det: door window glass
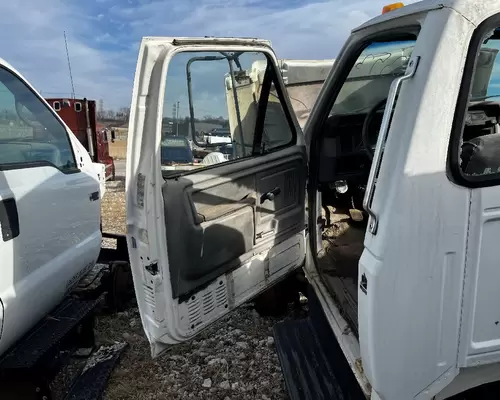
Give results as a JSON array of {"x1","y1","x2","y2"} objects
[
  {"x1": 161, "y1": 50, "x2": 295, "y2": 177},
  {"x1": 0, "y1": 67, "x2": 77, "y2": 171}
]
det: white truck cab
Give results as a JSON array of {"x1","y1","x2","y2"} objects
[
  {"x1": 0, "y1": 59, "x2": 102, "y2": 357},
  {"x1": 127, "y1": 1, "x2": 500, "y2": 398}
]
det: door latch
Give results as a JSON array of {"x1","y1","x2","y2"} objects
[{"x1": 145, "y1": 262, "x2": 159, "y2": 275}]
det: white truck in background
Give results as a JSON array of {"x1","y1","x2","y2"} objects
[{"x1": 0, "y1": 58, "x2": 102, "y2": 357}]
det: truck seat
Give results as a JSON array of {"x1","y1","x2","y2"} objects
[{"x1": 461, "y1": 133, "x2": 500, "y2": 175}]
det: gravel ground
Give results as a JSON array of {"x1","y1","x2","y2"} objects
[{"x1": 96, "y1": 181, "x2": 294, "y2": 400}]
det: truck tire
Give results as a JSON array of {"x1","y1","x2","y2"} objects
[{"x1": 254, "y1": 285, "x2": 289, "y2": 316}]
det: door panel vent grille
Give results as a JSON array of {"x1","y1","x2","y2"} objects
[
  {"x1": 179, "y1": 277, "x2": 229, "y2": 332},
  {"x1": 215, "y1": 283, "x2": 227, "y2": 307},
  {"x1": 202, "y1": 292, "x2": 215, "y2": 315},
  {"x1": 143, "y1": 284, "x2": 155, "y2": 307},
  {"x1": 188, "y1": 297, "x2": 202, "y2": 326}
]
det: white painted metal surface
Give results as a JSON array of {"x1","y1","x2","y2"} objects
[
  {"x1": 93, "y1": 162, "x2": 107, "y2": 197},
  {"x1": 129, "y1": 1, "x2": 500, "y2": 398},
  {"x1": 0, "y1": 59, "x2": 101, "y2": 356},
  {"x1": 303, "y1": 1, "x2": 500, "y2": 398}
]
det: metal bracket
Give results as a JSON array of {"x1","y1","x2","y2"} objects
[
  {"x1": 145, "y1": 262, "x2": 159, "y2": 275},
  {"x1": 363, "y1": 56, "x2": 420, "y2": 235}
]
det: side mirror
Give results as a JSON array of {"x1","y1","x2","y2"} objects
[{"x1": 111, "y1": 130, "x2": 116, "y2": 143}]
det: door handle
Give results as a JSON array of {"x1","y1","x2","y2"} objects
[
  {"x1": 260, "y1": 187, "x2": 281, "y2": 204},
  {"x1": 0, "y1": 198, "x2": 19, "y2": 242},
  {"x1": 363, "y1": 56, "x2": 420, "y2": 235}
]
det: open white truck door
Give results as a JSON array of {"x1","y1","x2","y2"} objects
[{"x1": 127, "y1": 37, "x2": 307, "y2": 356}]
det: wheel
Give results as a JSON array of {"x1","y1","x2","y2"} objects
[
  {"x1": 254, "y1": 273, "x2": 306, "y2": 317},
  {"x1": 254, "y1": 285, "x2": 290, "y2": 317},
  {"x1": 105, "y1": 262, "x2": 134, "y2": 311}
]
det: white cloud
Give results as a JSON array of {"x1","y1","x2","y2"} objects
[{"x1": 0, "y1": 0, "x2": 417, "y2": 110}]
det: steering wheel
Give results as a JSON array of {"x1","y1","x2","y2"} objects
[{"x1": 362, "y1": 98, "x2": 387, "y2": 161}]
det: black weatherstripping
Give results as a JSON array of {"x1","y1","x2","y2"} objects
[
  {"x1": 0, "y1": 198, "x2": 19, "y2": 242},
  {"x1": 0, "y1": 159, "x2": 80, "y2": 174}
]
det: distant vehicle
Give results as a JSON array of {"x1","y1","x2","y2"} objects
[
  {"x1": 45, "y1": 97, "x2": 115, "y2": 181},
  {"x1": 161, "y1": 135, "x2": 203, "y2": 173},
  {"x1": 218, "y1": 143, "x2": 233, "y2": 161},
  {"x1": 0, "y1": 58, "x2": 101, "y2": 357},
  {"x1": 204, "y1": 127, "x2": 231, "y2": 145}
]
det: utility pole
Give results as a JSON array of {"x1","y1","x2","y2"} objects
[
  {"x1": 172, "y1": 103, "x2": 177, "y2": 135},
  {"x1": 176, "y1": 101, "x2": 180, "y2": 136}
]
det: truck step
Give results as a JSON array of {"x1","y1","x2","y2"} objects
[
  {"x1": 273, "y1": 286, "x2": 364, "y2": 400},
  {"x1": 64, "y1": 342, "x2": 127, "y2": 400},
  {"x1": 0, "y1": 296, "x2": 98, "y2": 370}
]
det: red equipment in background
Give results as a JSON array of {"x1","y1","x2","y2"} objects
[{"x1": 45, "y1": 97, "x2": 115, "y2": 180}]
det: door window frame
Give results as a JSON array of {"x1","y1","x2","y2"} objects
[
  {"x1": 304, "y1": 26, "x2": 420, "y2": 252},
  {"x1": 448, "y1": 14, "x2": 500, "y2": 188},
  {"x1": 160, "y1": 47, "x2": 300, "y2": 178}
]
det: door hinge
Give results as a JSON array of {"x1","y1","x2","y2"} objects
[{"x1": 145, "y1": 262, "x2": 159, "y2": 275}]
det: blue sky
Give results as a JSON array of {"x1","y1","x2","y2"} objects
[
  {"x1": 0, "y1": 0, "x2": 417, "y2": 112},
  {"x1": 164, "y1": 51, "x2": 268, "y2": 119}
]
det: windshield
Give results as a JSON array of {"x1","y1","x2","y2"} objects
[
  {"x1": 331, "y1": 40, "x2": 415, "y2": 115},
  {"x1": 330, "y1": 37, "x2": 500, "y2": 115}
]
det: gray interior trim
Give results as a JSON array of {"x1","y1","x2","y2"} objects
[{"x1": 163, "y1": 145, "x2": 307, "y2": 299}]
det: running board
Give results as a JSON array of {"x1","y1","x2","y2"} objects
[
  {"x1": 0, "y1": 296, "x2": 99, "y2": 399},
  {"x1": 0, "y1": 297, "x2": 98, "y2": 370},
  {"x1": 273, "y1": 286, "x2": 365, "y2": 400},
  {"x1": 64, "y1": 342, "x2": 128, "y2": 400}
]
